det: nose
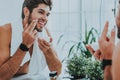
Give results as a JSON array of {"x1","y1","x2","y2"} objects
[{"x1": 41, "y1": 15, "x2": 48, "y2": 21}]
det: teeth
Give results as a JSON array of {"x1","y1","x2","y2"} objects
[{"x1": 39, "y1": 21, "x2": 44, "y2": 25}]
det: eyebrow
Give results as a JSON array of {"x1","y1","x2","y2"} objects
[{"x1": 38, "y1": 9, "x2": 50, "y2": 15}]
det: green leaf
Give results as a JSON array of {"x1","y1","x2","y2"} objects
[
  {"x1": 68, "y1": 44, "x2": 76, "y2": 57},
  {"x1": 57, "y1": 34, "x2": 64, "y2": 45}
]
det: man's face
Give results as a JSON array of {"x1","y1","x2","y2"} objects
[
  {"x1": 28, "y1": 4, "x2": 50, "y2": 32},
  {"x1": 116, "y1": 4, "x2": 120, "y2": 38}
]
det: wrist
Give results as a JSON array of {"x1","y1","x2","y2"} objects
[
  {"x1": 104, "y1": 55, "x2": 112, "y2": 60},
  {"x1": 49, "y1": 71, "x2": 58, "y2": 80},
  {"x1": 101, "y1": 59, "x2": 112, "y2": 70}
]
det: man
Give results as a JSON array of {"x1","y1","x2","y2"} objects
[
  {"x1": 86, "y1": 0, "x2": 120, "y2": 80},
  {"x1": 112, "y1": 1, "x2": 120, "y2": 79},
  {"x1": 0, "y1": 0, "x2": 62, "y2": 80}
]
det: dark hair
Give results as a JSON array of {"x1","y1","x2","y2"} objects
[{"x1": 22, "y1": 0, "x2": 52, "y2": 19}]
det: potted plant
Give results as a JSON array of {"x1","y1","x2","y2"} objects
[
  {"x1": 86, "y1": 59, "x2": 103, "y2": 80},
  {"x1": 66, "y1": 54, "x2": 103, "y2": 80},
  {"x1": 66, "y1": 54, "x2": 88, "y2": 80}
]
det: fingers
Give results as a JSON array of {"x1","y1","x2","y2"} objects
[
  {"x1": 106, "y1": 36, "x2": 109, "y2": 41},
  {"x1": 44, "y1": 27, "x2": 53, "y2": 42},
  {"x1": 44, "y1": 27, "x2": 52, "y2": 37},
  {"x1": 94, "y1": 50, "x2": 101, "y2": 60},
  {"x1": 101, "y1": 21, "x2": 109, "y2": 39},
  {"x1": 86, "y1": 44, "x2": 102, "y2": 60},
  {"x1": 43, "y1": 40, "x2": 50, "y2": 46},
  {"x1": 27, "y1": 19, "x2": 38, "y2": 32},
  {"x1": 32, "y1": 29, "x2": 38, "y2": 36},
  {"x1": 24, "y1": 23, "x2": 28, "y2": 30},
  {"x1": 86, "y1": 45, "x2": 95, "y2": 55},
  {"x1": 110, "y1": 28, "x2": 116, "y2": 43},
  {"x1": 38, "y1": 38, "x2": 50, "y2": 51},
  {"x1": 49, "y1": 37, "x2": 53, "y2": 43}
]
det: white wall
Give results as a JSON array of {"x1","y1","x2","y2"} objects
[{"x1": 0, "y1": 0, "x2": 24, "y2": 25}]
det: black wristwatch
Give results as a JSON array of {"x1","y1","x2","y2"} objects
[
  {"x1": 19, "y1": 43, "x2": 29, "y2": 51},
  {"x1": 101, "y1": 59, "x2": 112, "y2": 70},
  {"x1": 49, "y1": 71, "x2": 58, "y2": 80}
]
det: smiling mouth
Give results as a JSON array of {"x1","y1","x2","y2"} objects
[
  {"x1": 34, "y1": 21, "x2": 45, "y2": 32},
  {"x1": 38, "y1": 19, "x2": 46, "y2": 26}
]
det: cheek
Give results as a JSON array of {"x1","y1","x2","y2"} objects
[{"x1": 31, "y1": 13, "x2": 39, "y2": 20}]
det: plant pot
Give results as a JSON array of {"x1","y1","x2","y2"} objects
[{"x1": 70, "y1": 75, "x2": 86, "y2": 80}]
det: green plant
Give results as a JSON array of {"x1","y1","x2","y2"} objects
[
  {"x1": 68, "y1": 27, "x2": 99, "y2": 58},
  {"x1": 67, "y1": 13, "x2": 99, "y2": 58},
  {"x1": 86, "y1": 60, "x2": 103, "y2": 80},
  {"x1": 66, "y1": 54, "x2": 88, "y2": 79},
  {"x1": 66, "y1": 54, "x2": 103, "y2": 80}
]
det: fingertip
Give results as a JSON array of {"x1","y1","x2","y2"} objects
[
  {"x1": 49, "y1": 37, "x2": 53, "y2": 43},
  {"x1": 112, "y1": 28, "x2": 116, "y2": 34},
  {"x1": 111, "y1": 28, "x2": 116, "y2": 36},
  {"x1": 106, "y1": 21, "x2": 109, "y2": 25},
  {"x1": 85, "y1": 44, "x2": 90, "y2": 48},
  {"x1": 110, "y1": 28, "x2": 116, "y2": 42},
  {"x1": 105, "y1": 21, "x2": 109, "y2": 27},
  {"x1": 104, "y1": 21, "x2": 109, "y2": 29},
  {"x1": 38, "y1": 37, "x2": 42, "y2": 40},
  {"x1": 34, "y1": 29, "x2": 38, "y2": 33},
  {"x1": 38, "y1": 38, "x2": 41, "y2": 42}
]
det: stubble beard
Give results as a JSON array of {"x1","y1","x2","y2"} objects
[
  {"x1": 117, "y1": 28, "x2": 120, "y2": 39},
  {"x1": 28, "y1": 16, "x2": 43, "y2": 32}
]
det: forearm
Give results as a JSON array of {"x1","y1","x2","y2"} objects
[
  {"x1": 0, "y1": 48, "x2": 26, "y2": 80},
  {"x1": 14, "y1": 60, "x2": 30, "y2": 77},
  {"x1": 44, "y1": 49, "x2": 62, "y2": 75},
  {"x1": 104, "y1": 66, "x2": 112, "y2": 80}
]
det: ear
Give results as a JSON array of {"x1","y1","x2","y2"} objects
[{"x1": 23, "y1": 7, "x2": 30, "y2": 17}]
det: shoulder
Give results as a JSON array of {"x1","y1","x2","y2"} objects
[
  {"x1": 0, "y1": 23, "x2": 11, "y2": 33},
  {"x1": 0, "y1": 23, "x2": 11, "y2": 45},
  {"x1": 0, "y1": 24, "x2": 12, "y2": 66}
]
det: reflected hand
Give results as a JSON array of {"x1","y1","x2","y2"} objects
[
  {"x1": 22, "y1": 19, "x2": 38, "y2": 48},
  {"x1": 99, "y1": 21, "x2": 115, "y2": 60}
]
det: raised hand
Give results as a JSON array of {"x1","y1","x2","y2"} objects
[
  {"x1": 86, "y1": 21, "x2": 115, "y2": 60},
  {"x1": 22, "y1": 19, "x2": 38, "y2": 48},
  {"x1": 99, "y1": 21, "x2": 115, "y2": 59}
]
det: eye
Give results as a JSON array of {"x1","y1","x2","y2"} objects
[
  {"x1": 38, "y1": 11, "x2": 44, "y2": 14},
  {"x1": 47, "y1": 13, "x2": 50, "y2": 17}
]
